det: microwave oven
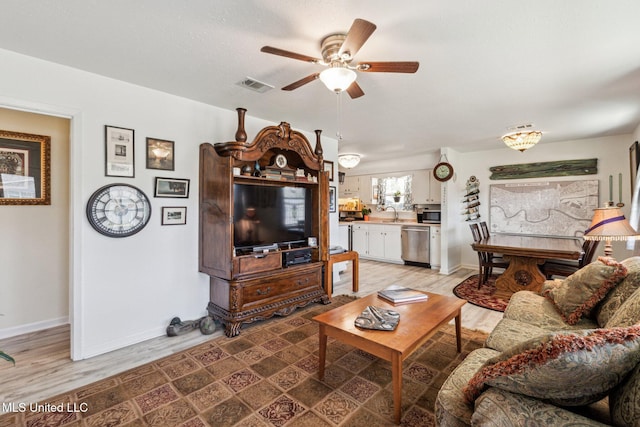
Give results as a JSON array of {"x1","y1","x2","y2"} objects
[{"x1": 418, "y1": 210, "x2": 441, "y2": 224}]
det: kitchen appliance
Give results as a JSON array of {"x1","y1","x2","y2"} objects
[
  {"x1": 401, "y1": 225, "x2": 430, "y2": 266},
  {"x1": 416, "y1": 207, "x2": 441, "y2": 224}
]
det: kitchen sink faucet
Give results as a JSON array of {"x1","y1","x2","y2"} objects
[{"x1": 385, "y1": 205, "x2": 398, "y2": 222}]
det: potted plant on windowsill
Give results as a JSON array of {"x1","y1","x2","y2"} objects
[
  {"x1": 393, "y1": 191, "x2": 401, "y2": 203},
  {"x1": 362, "y1": 206, "x2": 371, "y2": 221}
]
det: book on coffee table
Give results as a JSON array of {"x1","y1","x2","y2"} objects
[{"x1": 378, "y1": 285, "x2": 429, "y2": 304}]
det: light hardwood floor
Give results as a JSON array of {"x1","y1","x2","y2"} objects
[{"x1": 0, "y1": 260, "x2": 501, "y2": 411}]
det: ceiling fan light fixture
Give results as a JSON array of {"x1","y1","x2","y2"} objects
[
  {"x1": 501, "y1": 130, "x2": 542, "y2": 152},
  {"x1": 319, "y1": 67, "x2": 357, "y2": 93},
  {"x1": 338, "y1": 153, "x2": 361, "y2": 169}
]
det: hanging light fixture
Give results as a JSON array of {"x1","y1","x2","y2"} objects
[
  {"x1": 501, "y1": 130, "x2": 542, "y2": 152},
  {"x1": 338, "y1": 154, "x2": 361, "y2": 169},
  {"x1": 319, "y1": 64, "x2": 357, "y2": 93}
]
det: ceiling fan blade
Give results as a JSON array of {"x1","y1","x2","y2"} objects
[
  {"x1": 260, "y1": 46, "x2": 321, "y2": 64},
  {"x1": 338, "y1": 19, "x2": 377, "y2": 59},
  {"x1": 358, "y1": 61, "x2": 420, "y2": 73},
  {"x1": 346, "y1": 81, "x2": 365, "y2": 99},
  {"x1": 282, "y1": 73, "x2": 320, "y2": 91}
]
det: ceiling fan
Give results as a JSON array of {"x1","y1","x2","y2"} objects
[{"x1": 260, "y1": 18, "x2": 419, "y2": 99}]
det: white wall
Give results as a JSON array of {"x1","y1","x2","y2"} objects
[
  {"x1": 0, "y1": 48, "x2": 337, "y2": 359},
  {"x1": 452, "y1": 135, "x2": 635, "y2": 270}
]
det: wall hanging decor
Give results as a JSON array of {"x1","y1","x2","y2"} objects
[
  {"x1": 462, "y1": 176, "x2": 480, "y2": 221},
  {"x1": 489, "y1": 158, "x2": 597, "y2": 180},
  {"x1": 489, "y1": 179, "x2": 598, "y2": 237},
  {"x1": 0, "y1": 129, "x2": 51, "y2": 205},
  {"x1": 105, "y1": 125, "x2": 135, "y2": 178}
]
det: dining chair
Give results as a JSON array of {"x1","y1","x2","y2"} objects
[
  {"x1": 470, "y1": 223, "x2": 509, "y2": 288},
  {"x1": 542, "y1": 240, "x2": 600, "y2": 279}
]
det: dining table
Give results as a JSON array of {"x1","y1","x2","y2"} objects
[{"x1": 471, "y1": 234, "x2": 583, "y2": 299}]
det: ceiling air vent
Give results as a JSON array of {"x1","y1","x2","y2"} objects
[
  {"x1": 236, "y1": 77, "x2": 274, "y2": 93},
  {"x1": 506, "y1": 123, "x2": 534, "y2": 132}
]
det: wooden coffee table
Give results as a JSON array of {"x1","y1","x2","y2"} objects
[{"x1": 313, "y1": 292, "x2": 466, "y2": 424}]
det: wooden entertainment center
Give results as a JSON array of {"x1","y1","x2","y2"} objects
[{"x1": 199, "y1": 108, "x2": 330, "y2": 336}]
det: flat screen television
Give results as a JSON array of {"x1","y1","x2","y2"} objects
[{"x1": 233, "y1": 183, "x2": 313, "y2": 250}]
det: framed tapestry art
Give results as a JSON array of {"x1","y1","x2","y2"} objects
[{"x1": 0, "y1": 130, "x2": 51, "y2": 205}]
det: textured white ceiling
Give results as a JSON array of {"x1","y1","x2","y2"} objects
[{"x1": 2, "y1": 0, "x2": 640, "y2": 167}]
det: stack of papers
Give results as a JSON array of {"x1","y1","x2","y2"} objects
[{"x1": 378, "y1": 285, "x2": 428, "y2": 304}]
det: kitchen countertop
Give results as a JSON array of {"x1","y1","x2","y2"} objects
[{"x1": 339, "y1": 220, "x2": 440, "y2": 227}]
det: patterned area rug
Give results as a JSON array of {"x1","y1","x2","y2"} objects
[
  {"x1": 453, "y1": 274, "x2": 509, "y2": 312},
  {"x1": 0, "y1": 295, "x2": 487, "y2": 427}
]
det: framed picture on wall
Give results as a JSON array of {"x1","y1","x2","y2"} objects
[
  {"x1": 146, "y1": 137, "x2": 175, "y2": 171},
  {"x1": 329, "y1": 186, "x2": 336, "y2": 213},
  {"x1": 324, "y1": 160, "x2": 334, "y2": 182},
  {"x1": 0, "y1": 129, "x2": 51, "y2": 205},
  {"x1": 105, "y1": 125, "x2": 135, "y2": 177},
  {"x1": 154, "y1": 177, "x2": 190, "y2": 198},
  {"x1": 161, "y1": 206, "x2": 187, "y2": 225}
]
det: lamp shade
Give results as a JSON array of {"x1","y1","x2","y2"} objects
[
  {"x1": 319, "y1": 67, "x2": 357, "y2": 93},
  {"x1": 338, "y1": 154, "x2": 361, "y2": 169},
  {"x1": 584, "y1": 206, "x2": 640, "y2": 258},
  {"x1": 584, "y1": 207, "x2": 639, "y2": 240},
  {"x1": 501, "y1": 131, "x2": 542, "y2": 152}
]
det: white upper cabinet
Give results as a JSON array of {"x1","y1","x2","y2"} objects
[{"x1": 412, "y1": 169, "x2": 441, "y2": 204}]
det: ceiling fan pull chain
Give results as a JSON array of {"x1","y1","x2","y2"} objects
[{"x1": 336, "y1": 91, "x2": 343, "y2": 141}]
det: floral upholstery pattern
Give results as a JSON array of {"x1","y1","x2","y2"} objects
[
  {"x1": 471, "y1": 388, "x2": 610, "y2": 427},
  {"x1": 610, "y1": 363, "x2": 640, "y2": 426},
  {"x1": 542, "y1": 257, "x2": 627, "y2": 325},
  {"x1": 503, "y1": 290, "x2": 597, "y2": 330},
  {"x1": 596, "y1": 256, "x2": 640, "y2": 327},
  {"x1": 463, "y1": 326, "x2": 640, "y2": 406},
  {"x1": 484, "y1": 318, "x2": 548, "y2": 352},
  {"x1": 434, "y1": 348, "x2": 499, "y2": 427},
  {"x1": 605, "y1": 286, "x2": 640, "y2": 328}
]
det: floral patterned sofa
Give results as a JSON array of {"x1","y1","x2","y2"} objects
[{"x1": 435, "y1": 256, "x2": 640, "y2": 426}]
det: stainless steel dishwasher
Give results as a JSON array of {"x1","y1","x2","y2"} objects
[{"x1": 401, "y1": 226, "x2": 430, "y2": 266}]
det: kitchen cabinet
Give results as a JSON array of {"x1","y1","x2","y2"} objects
[
  {"x1": 359, "y1": 174, "x2": 373, "y2": 204},
  {"x1": 430, "y1": 226, "x2": 441, "y2": 268},
  {"x1": 351, "y1": 223, "x2": 403, "y2": 263},
  {"x1": 340, "y1": 175, "x2": 360, "y2": 197},
  {"x1": 412, "y1": 170, "x2": 441, "y2": 204},
  {"x1": 352, "y1": 223, "x2": 368, "y2": 255}
]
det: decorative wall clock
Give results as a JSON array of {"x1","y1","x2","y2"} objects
[
  {"x1": 86, "y1": 183, "x2": 151, "y2": 237},
  {"x1": 434, "y1": 161, "x2": 454, "y2": 182}
]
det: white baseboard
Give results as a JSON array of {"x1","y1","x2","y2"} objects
[{"x1": 0, "y1": 316, "x2": 69, "y2": 339}]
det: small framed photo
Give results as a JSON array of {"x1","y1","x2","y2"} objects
[
  {"x1": 324, "y1": 160, "x2": 334, "y2": 182},
  {"x1": 146, "y1": 137, "x2": 175, "y2": 171},
  {"x1": 105, "y1": 125, "x2": 135, "y2": 177},
  {"x1": 154, "y1": 177, "x2": 190, "y2": 198},
  {"x1": 329, "y1": 186, "x2": 336, "y2": 213},
  {"x1": 162, "y1": 206, "x2": 187, "y2": 225}
]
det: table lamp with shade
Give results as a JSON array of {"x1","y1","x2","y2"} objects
[{"x1": 584, "y1": 206, "x2": 640, "y2": 259}]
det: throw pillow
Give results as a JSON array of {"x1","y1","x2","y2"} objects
[
  {"x1": 596, "y1": 256, "x2": 640, "y2": 327},
  {"x1": 542, "y1": 257, "x2": 627, "y2": 325},
  {"x1": 463, "y1": 326, "x2": 640, "y2": 406}
]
